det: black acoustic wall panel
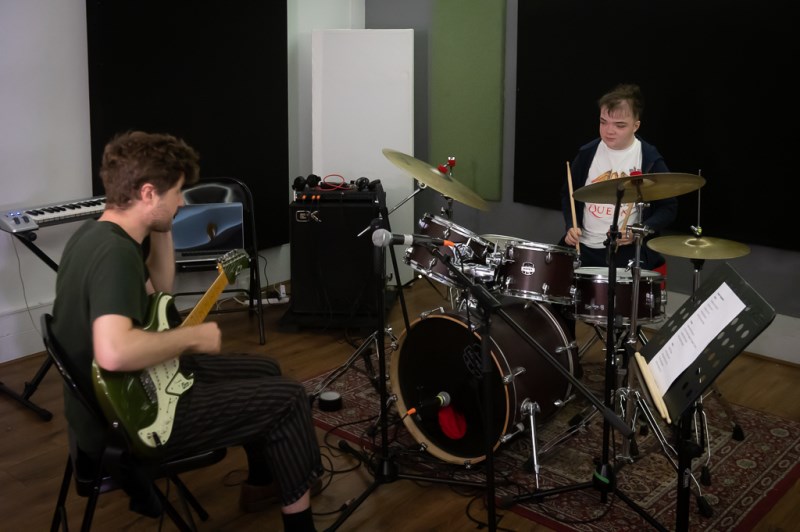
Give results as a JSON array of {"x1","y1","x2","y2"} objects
[
  {"x1": 514, "y1": 0, "x2": 795, "y2": 251},
  {"x1": 86, "y1": 1, "x2": 289, "y2": 248}
]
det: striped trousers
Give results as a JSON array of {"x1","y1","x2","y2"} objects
[{"x1": 165, "y1": 353, "x2": 322, "y2": 506}]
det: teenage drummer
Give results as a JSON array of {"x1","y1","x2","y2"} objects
[{"x1": 560, "y1": 83, "x2": 676, "y2": 270}]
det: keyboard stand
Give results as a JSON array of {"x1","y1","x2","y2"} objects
[{"x1": 1, "y1": 232, "x2": 56, "y2": 420}]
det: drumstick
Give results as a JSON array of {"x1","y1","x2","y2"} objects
[
  {"x1": 615, "y1": 204, "x2": 634, "y2": 251},
  {"x1": 566, "y1": 162, "x2": 580, "y2": 253}
]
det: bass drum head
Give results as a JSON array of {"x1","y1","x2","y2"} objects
[{"x1": 389, "y1": 302, "x2": 578, "y2": 465}]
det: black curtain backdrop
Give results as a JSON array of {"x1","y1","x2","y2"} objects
[
  {"x1": 86, "y1": 1, "x2": 289, "y2": 248},
  {"x1": 515, "y1": 0, "x2": 794, "y2": 251}
]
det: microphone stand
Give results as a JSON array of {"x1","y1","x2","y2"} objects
[
  {"x1": 324, "y1": 187, "x2": 485, "y2": 532},
  {"x1": 309, "y1": 183, "x2": 411, "y2": 401}
]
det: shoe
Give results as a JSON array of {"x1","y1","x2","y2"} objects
[{"x1": 240, "y1": 477, "x2": 323, "y2": 513}]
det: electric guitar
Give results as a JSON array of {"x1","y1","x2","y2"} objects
[{"x1": 91, "y1": 249, "x2": 249, "y2": 457}]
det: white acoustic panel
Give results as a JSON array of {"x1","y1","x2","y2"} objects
[{"x1": 311, "y1": 29, "x2": 414, "y2": 285}]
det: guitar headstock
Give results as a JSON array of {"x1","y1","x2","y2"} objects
[{"x1": 217, "y1": 249, "x2": 249, "y2": 283}]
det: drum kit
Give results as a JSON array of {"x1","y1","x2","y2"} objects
[
  {"x1": 381, "y1": 150, "x2": 719, "y2": 467},
  {"x1": 352, "y1": 149, "x2": 750, "y2": 529}
]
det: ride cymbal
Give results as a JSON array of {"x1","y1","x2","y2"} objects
[
  {"x1": 382, "y1": 148, "x2": 489, "y2": 211},
  {"x1": 647, "y1": 235, "x2": 750, "y2": 260},
  {"x1": 572, "y1": 173, "x2": 705, "y2": 204}
]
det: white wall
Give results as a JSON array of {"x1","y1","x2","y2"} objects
[{"x1": 0, "y1": 0, "x2": 92, "y2": 362}]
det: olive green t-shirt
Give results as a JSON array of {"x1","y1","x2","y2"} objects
[{"x1": 52, "y1": 220, "x2": 149, "y2": 452}]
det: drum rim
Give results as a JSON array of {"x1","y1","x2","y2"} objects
[
  {"x1": 390, "y1": 303, "x2": 579, "y2": 464},
  {"x1": 574, "y1": 266, "x2": 664, "y2": 279},
  {"x1": 507, "y1": 241, "x2": 578, "y2": 255},
  {"x1": 420, "y1": 214, "x2": 492, "y2": 248},
  {"x1": 389, "y1": 312, "x2": 507, "y2": 465}
]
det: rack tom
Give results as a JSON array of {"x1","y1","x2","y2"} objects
[{"x1": 495, "y1": 242, "x2": 578, "y2": 305}]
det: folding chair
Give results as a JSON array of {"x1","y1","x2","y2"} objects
[{"x1": 42, "y1": 313, "x2": 227, "y2": 532}]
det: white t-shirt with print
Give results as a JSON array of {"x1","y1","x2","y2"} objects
[{"x1": 581, "y1": 139, "x2": 643, "y2": 248}]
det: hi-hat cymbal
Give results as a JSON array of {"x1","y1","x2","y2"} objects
[
  {"x1": 647, "y1": 235, "x2": 750, "y2": 260},
  {"x1": 572, "y1": 173, "x2": 705, "y2": 204},
  {"x1": 382, "y1": 148, "x2": 489, "y2": 211}
]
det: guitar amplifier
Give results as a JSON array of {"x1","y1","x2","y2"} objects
[{"x1": 283, "y1": 189, "x2": 383, "y2": 329}]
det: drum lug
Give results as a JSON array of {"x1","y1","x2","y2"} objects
[
  {"x1": 553, "y1": 393, "x2": 576, "y2": 408},
  {"x1": 503, "y1": 366, "x2": 526, "y2": 385},
  {"x1": 419, "y1": 307, "x2": 446, "y2": 319},
  {"x1": 545, "y1": 251, "x2": 553, "y2": 265},
  {"x1": 500, "y1": 422, "x2": 525, "y2": 444},
  {"x1": 541, "y1": 282, "x2": 550, "y2": 295},
  {"x1": 554, "y1": 340, "x2": 578, "y2": 354}
]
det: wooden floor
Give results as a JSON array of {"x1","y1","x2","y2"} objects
[{"x1": 1, "y1": 278, "x2": 799, "y2": 531}]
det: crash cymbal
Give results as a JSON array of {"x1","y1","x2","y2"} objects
[
  {"x1": 647, "y1": 235, "x2": 750, "y2": 260},
  {"x1": 382, "y1": 148, "x2": 489, "y2": 211},
  {"x1": 572, "y1": 173, "x2": 705, "y2": 204}
]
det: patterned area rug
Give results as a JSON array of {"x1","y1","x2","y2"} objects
[{"x1": 305, "y1": 351, "x2": 800, "y2": 531}]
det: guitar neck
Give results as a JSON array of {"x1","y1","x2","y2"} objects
[{"x1": 181, "y1": 265, "x2": 230, "y2": 327}]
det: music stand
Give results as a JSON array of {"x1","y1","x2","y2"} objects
[{"x1": 636, "y1": 262, "x2": 776, "y2": 531}]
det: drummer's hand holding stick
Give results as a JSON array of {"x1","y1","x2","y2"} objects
[{"x1": 566, "y1": 161, "x2": 581, "y2": 253}]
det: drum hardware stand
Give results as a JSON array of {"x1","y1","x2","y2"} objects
[
  {"x1": 612, "y1": 195, "x2": 710, "y2": 525},
  {"x1": 417, "y1": 245, "x2": 630, "y2": 531},
  {"x1": 519, "y1": 399, "x2": 543, "y2": 488},
  {"x1": 440, "y1": 239, "x2": 637, "y2": 526},
  {"x1": 324, "y1": 186, "x2": 488, "y2": 532},
  {"x1": 682, "y1": 234, "x2": 745, "y2": 486},
  {"x1": 500, "y1": 189, "x2": 666, "y2": 529}
]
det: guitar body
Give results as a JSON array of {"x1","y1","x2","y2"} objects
[{"x1": 91, "y1": 249, "x2": 248, "y2": 457}]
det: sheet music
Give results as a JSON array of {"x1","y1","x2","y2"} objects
[{"x1": 650, "y1": 282, "x2": 746, "y2": 395}]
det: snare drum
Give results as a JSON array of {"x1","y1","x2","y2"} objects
[
  {"x1": 404, "y1": 214, "x2": 493, "y2": 287},
  {"x1": 495, "y1": 242, "x2": 578, "y2": 305},
  {"x1": 570, "y1": 266, "x2": 666, "y2": 325}
]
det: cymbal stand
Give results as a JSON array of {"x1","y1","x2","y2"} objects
[
  {"x1": 504, "y1": 187, "x2": 665, "y2": 529},
  {"x1": 686, "y1": 251, "x2": 745, "y2": 485},
  {"x1": 617, "y1": 220, "x2": 711, "y2": 520}
]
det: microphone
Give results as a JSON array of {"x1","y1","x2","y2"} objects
[
  {"x1": 371, "y1": 228, "x2": 455, "y2": 248},
  {"x1": 417, "y1": 391, "x2": 451, "y2": 411}
]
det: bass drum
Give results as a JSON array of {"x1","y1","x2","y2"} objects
[{"x1": 389, "y1": 302, "x2": 579, "y2": 465}]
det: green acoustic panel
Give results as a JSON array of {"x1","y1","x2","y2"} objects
[{"x1": 430, "y1": 0, "x2": 505, "y2": 202}]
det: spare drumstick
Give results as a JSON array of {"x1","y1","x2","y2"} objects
[
  {"x1": 619, "y1": 203, "x2": 633, "y2": 235},
  {"x1": 566, "y1": 162, "x2": 580, "y2": 253}
]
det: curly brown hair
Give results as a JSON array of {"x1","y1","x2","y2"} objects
[{"x1": 100, "y1": 131, "x2": 200, "y2": 208}]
